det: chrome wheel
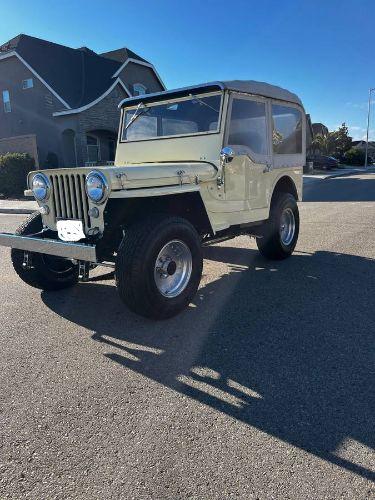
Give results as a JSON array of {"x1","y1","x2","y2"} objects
[
  {"x1": 279, "y1": 208, "x2": 296, "y2": 246},
  {"x1": 154, "y1": 240, "x2": 192, "y2": 298}
]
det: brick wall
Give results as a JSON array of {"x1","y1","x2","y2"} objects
[
  {"x1": 0, "y1": 134, "x2": 39, "y2": 166},
  {"x1": 0, "y1": 55, "x2": 65, "y2": 166},
  {"x1": 74, "y1": 84, "x2": 128, "y2": 165}
]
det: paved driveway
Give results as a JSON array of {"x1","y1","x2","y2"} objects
[{"x1": 0, "y1": 173, "x2": 374, "y2": 499}]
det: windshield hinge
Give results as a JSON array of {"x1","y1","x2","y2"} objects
[
  {"x1": 177, "y1": 169, "x2": 186, "y2": 187},
  {"x1": 115, "y1": 172, "x2": 128, "y2": 189}
]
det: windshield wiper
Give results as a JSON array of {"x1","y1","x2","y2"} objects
[
  {"x1": 189, "y1": 93, "x2": 220, "y2": 113},
  {"x1": 125, "y1": 102, "x2": 149, "y2": 131}
]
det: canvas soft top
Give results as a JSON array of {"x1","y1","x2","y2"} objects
[{"x1": 119, "y1": 80, "x2": 303, "y2": 108}]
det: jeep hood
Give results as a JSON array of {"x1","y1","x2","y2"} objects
[
  {"x1": 105, "y1": 162, "x2": 218, "y2": 190},
  {"x1": 27, "y1": 162, "x2": 217, "y2": 194}
]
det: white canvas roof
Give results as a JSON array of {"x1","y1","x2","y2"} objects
[
  {"x1": 119, "y1": 80, "x2": 302, "y2": 108},
  {"x1": 219, "y1": 80, "x2": 302, "y2": 106}
]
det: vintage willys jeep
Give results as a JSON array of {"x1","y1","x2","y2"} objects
[{"x1": 0, "y1": 81, "x2": 306, "y2": 319}]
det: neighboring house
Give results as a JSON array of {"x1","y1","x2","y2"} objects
[
  {"x1": 312, "y1": 122, "x2": 329, "y2": 137},
  {"x1": 352, "y1": 140, "x2": 375, "y2": 160},
  {"x1": 0, "y1": 34, "x2": 165, "y2": 168},
  {"x1": 305, "y1": 114, "x2": 314, "y2": 153}
]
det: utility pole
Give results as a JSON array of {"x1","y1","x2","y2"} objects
[{"x1": 365, "y1": 88, "x2": 375, "y2": 168}]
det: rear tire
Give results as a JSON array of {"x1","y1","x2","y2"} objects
[
  {"x1": 256, "y1": 192, "x2": 299, "y2": 260},
  {"x1": 11, "y1": 212, "x2": 79, "y2": 291},
  {"x1": 115, "y1": 215, "x2": 203, "y2": 319}
]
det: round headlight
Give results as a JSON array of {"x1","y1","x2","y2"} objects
[
  {"x1": 85, "y1": 171, "x2": 109, "y2": 204},
  {"x1": 31, "y1": 173, "x2": 50, "y2": 201}
]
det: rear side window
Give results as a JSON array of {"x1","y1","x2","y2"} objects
[
  {"x1": 272, "y1": 105, "x2": 302, "y2": 154},
  {"x1": 227, "y1": 98, "x2": 268, "y2": 155}
]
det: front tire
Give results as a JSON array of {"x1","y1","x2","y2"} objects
[
  {"x1": 115, "y1": 215, "x2": 203, "y2": 319},
  {"x1": 256, "y1": 192, "x2": 299, "y2": 260},
  {"x1": 11, "y1": 212, "x2": 79, "y2": 291}
]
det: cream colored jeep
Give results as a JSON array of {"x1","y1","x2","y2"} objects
[{"x1": 0, "y1": 81, "x2": 305, "y2": 319}]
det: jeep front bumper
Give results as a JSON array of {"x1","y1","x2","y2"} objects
[{"x1": 0, "y1": 233, "x2": 97, "y2": 263}]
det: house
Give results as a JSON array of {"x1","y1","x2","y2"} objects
[
  {"x1": 312, "y1": 122, "x2": 329, "y2": 137},
  {"x1": 0, "y1": 34, "x2": 165, "y2": 168},
  {"x1": 305, "y1": 114, "x2": 314, "y2": 152}
]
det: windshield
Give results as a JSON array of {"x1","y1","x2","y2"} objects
[{"x1": 121, "y1": 92, "x2": 222, "y2": 142}]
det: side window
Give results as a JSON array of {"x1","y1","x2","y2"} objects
[
  {"x1": 228, "y1": 98, "x2": 268, "y2": 155},
  {"x1": 272, "y1": 105, "x2": 302, "y2": 154}
]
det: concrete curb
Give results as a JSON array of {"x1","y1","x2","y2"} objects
[
  {"x1": 0, "y1": 208, "x2": 35, "y2": 215},
  {"x1": 323, "y1": 170, "x2": 370, "y2": 179},
  {"x1": 304, "y1": 167, "x2": 375, "y2": 181}
]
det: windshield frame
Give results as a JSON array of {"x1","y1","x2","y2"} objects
[{"x1": 119, "y1": 91, "x2": 224, "y2": 144}]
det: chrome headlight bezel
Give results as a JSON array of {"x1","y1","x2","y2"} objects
[
  {"x1": 85, "y1": 171, "x2": 109, "y2": 204},
  {"x1": 31, "y1": 173, "x2": 51, "y2": 201}
]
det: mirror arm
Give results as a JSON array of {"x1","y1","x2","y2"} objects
[{"x1": 217, "y1": 147, "x2": 235, "y2": 188}]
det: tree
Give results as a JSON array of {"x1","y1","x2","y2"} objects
[
  {"x1": 311, "y1": 133, "x2": 334, "y2": 155},
  {"x1": 311, "y1": 123, "x2": 352, "y2": 158},
  {"x1": 330, "y1": 123, "x2": 352, "y2": 159},
  {"x1": 343, "y1": 147, "x2": 365, "y2": 166}
]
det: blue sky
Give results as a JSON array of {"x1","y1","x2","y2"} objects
[{"x1": 1, "y1": 0, "x2": 374, "y2": 139}]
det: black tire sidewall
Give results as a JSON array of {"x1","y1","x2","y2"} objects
[
  {"x1": 116, "y1": 217, "x2": 203, "y2": 319},
  {"x1": 11, "y1": 213, "x2": 79, "y2": 290},
  {"x1": 274, "y1": 194, "x2": 299, "y2": 254},
  {"x1": 257, "y1": 193, "x2": 299, "y2": 259}
]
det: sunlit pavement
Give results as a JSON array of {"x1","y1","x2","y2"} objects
[{"x1": 0, "y1": 173, "x2": 374, "y2": 499}]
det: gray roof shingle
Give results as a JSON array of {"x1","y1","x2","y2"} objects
[{"x1": 0, "y1": 34, "x2": 148, "y2": 109}]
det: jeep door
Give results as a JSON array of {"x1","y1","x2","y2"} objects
[{"x1": 224, "y1": 95, "x2": 271, "y2": 209}]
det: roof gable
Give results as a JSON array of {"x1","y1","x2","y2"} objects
[
  {"x1": 100, "y1": 47, "x2": 149, "y2": 64},
  {"x1": 0, "y1": 34, "x2": 158, "y2": 109}
]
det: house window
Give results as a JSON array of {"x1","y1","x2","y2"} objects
[
  {"x1": 86, "y1": 135, "x2": 100, "y2": 162},
  {"x1": 272, "y1": 105, "x2": 302, "y2": 154},
  {"x1": 22, "y1": 78, "x2": 34, "y2": 89},
  {"x1": 133, "y1": 83, "x2": 147, "y2": 96},
  {"x1": 2, "y1": 90, "x2": 11, "y2": 113}
]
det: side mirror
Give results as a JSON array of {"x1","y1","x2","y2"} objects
[{"x1": 220, "y1": 146, "x2": 235, "y2": 163}]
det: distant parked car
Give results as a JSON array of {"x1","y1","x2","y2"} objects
[{"x1": 307, "y1": 155, "x2": 339, "y2": 170}]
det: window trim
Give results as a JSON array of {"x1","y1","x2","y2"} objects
[
  {"x1": 120, "y1": 91, "x2": 224, "y2": 143},
  {"x1": 22, "y1": 78, "x2": 34, "y2": 90},
  {"x1": 2, "y1": 90, "x2": 11, "y2": 113},
  {"x1": 133, "y1": 83, "x2": 147, "y2": 96},
  {"x1": 225, "y1": 93, "x2": 270, "y2": 161}
]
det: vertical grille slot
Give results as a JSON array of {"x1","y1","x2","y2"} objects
[
  {"x1": 68, "y1": 175, "x2": 77, "y2": 219},
  {"x1": 57, "y1": 175, "x2": 66, "y2": 218},
  {"x1": 80, "y1": 175, "x2": 91, "y2": 228},
  {"x1": 47, "y1": 173, "x2": 91, "y2": 230},
  {"x1": 73, "y1": 175, "x2": 83, "y2": 220},
  {"x1": 63, "y1": 175, "x2": 72, "y2": 218}
]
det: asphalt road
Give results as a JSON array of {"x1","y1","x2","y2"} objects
[{"x1": 0, "y1": 173, "x2": 374, "y2": 499}]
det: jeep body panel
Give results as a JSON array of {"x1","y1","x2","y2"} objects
[{"x1": 3, "y1": 80, "x2": 306, "y2": 263}]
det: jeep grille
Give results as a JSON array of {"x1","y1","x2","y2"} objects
[{"x1": 47, "y1": 173, "x2": 91, "y2": 229}]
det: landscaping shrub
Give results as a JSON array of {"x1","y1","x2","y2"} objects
[
  {"x1": 0, "y1": 153, "x2": 35, "y2": 197},
  {"x1": 343, "y1": 148, "x2": 365, "y2": 166}
]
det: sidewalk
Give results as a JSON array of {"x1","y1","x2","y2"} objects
[
  {"x1": 0, "y1": 199, "x2": 38, "y2": 214},
  {"x1": 304, "y1": 165, "x2": 375, "y2": 181}
]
